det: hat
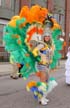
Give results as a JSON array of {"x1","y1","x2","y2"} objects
[{"x1": 43, "y1": 27, "x2": 52, "y2": 37}]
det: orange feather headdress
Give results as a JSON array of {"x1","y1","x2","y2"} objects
[{"x1": 20, "y1": 5, "x2": 48, "y2": 23}]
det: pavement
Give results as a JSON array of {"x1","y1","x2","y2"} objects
[
  {"x1": 0, "y1": 59, "x2": 70, "y2": 108},
  {"x1": 0, "y1": 59, "x2": 66, "y2": 76},
  {"x1": 0, "y1": 62, "x2": 13, "y2": 76}
]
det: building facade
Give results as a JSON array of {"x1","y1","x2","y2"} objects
[
  {"x1": 0, "y1": 0, "x2": 20, "y2": 62},
  {"x1": 21, "y1": 0, "x2": 70, "y2": 58},
  {"x1": 0, "y1": 0, "x2": 70, "y2": 62}
]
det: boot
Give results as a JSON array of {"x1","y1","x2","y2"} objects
[
  {"x1": 47, "y1": 77, "x2": 58, "y2": 94},
  {"x1": 37, "y1": 82, "x2": 49, "y2": 105},
  {"x1": 38, "y1": 97, "x2": 49, "y2": 105},
  {"x1": 38, "y1": 78, "x2": 57, "y2": 105}
]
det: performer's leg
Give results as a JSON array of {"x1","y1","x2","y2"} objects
[
  {"x1": 27, "y1": 65, "x2": 57, "y2": 105},
  {"x1": 40, "y1": 71, "x2": 49, "y2": 82},
  {"x1": 10, "y1": 62, "x2": 19, "y2": 79},
  {"x1": 38, "y1": 69, "x2": 58, "y2": 105},
  {"x1": 18, "y1": 64, "x2": 23, "y2": 77},
  {"x1": 38, "y1": 71, "x2": 49, "y2": 105}
]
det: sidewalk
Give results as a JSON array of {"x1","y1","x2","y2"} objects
[
  {"x1": 0, "y1": 60, "x2": 66, "y2": 76},
  {"x1": 0, "y1": 62, "x2": 12, "y2": 76}
]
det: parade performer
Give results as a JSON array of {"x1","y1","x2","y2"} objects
[
  {"x1": 32, "y1": 28, "x2": 57, "y2": 105},
  {"x1": 3, "y1": 5, "x2": 63, "y2": 105},
  {"x1": 65, "y1": 47, "x2": 70, "y2": 85}
]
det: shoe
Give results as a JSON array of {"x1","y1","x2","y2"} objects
[
  {"x1": 66, "y1": 83, "x2": 70, "y2": 86},
  {"x1": 39, "y1": 97, "x2": 49, "y2": 105},
  {"x1": 10, "y1": 76, "x2": 18, "y2": 79}
]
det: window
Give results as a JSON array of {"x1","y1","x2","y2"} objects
[
  {"x1": 0, "y1": 19, "x2": 8, "y2": 46},
  {"x1": 31, "y1": 0, "x2": 47, "y2": 8},
  {"x1": 0, "y1": 0, "x2": 20, "y2": 19},
  {"x1": 0, "y1": 24, "x2": 5, "y2": 46},
  {"x1": 53, "y1": 14, "x2": 65, "y2": 30},
  {"x1": 1, "y1": 0, "x2": 15, "y2": 10},
  {"x1": 53, "y1": 0, "x2": 65, "y2": 14},
  {"x1": 53, "y1": 0, "x2": 65, "y2": 30},
  {"x1": 0, "y1": 20, "x2": 9, "y2": 62}
]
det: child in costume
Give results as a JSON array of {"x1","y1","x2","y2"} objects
[
  {"x1": 10, "y1": 55, "x2": 23, "y2": 79},
  {"x1": 65, "y1": 47, "x2": 70, "y2": 85},
  {"x1": 10, "y1": 55, "x2": 19, "y2": 79}
]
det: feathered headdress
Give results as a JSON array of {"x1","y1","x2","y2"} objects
[{"x1": 3, "y1": 5, "x2": 63, "y2": 78}]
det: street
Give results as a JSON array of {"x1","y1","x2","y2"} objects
[{"x1": 0, "y1": 60, "x2": 70, "y2": 108}]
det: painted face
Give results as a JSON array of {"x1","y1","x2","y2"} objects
[{"x1": 44, "y1": 36, "x2": 51, "y2": 42}]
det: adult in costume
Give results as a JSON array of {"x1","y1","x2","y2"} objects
[{"x1": 3, "y1": 5, "x2": 63, "y2": 105}]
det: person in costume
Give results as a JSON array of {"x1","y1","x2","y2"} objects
[
  {"x1": 31, "y1": 27, "x2": 57, "y2": 105},
  {"x1": 3, "y1": 5, "x2": 63, "y2": 106},
  {"x1": 65, "y1": 47, "x2": 70, "y2": 85}
]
